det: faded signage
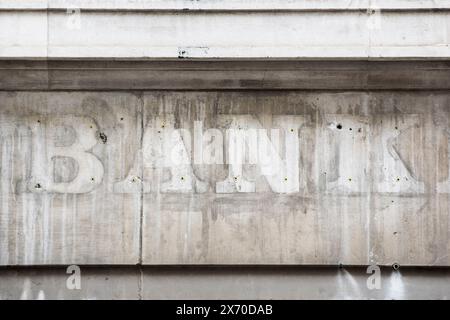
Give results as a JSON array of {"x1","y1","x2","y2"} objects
[{"x1": 1, "y1": 91, "x2": 450, "y2": 265}]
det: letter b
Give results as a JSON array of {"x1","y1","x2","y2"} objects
[{"x1": 23, "y1": 115, "x2": 104, "y2": 194}]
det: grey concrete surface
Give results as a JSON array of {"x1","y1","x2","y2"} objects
[
  {"x1": 1, "y1": 266, "x2": 450, "y2": 300},
  {"x1": 0, "y1": 92, "x2": 142, "y2": 265},
  {"x1": 2, "y1": 0, "x2": 449, "y2": 300},
  {"x1": 1, "y1": 1, "x2": 449, "y2": 59},
  {"x1": 0, "y1": 266, "x2": 141, "y2": 300},
  {"x1": 1, "y1": 88, "x2": 450, "y2": 266},
  {"x1": 141, "y1": 91, "x2": 450, "y2": 265}
]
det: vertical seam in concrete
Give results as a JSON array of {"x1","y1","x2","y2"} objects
[
  {"x1": 138, "y1": 92, "x2": 144, "y2": 266},
  {"x1": 367, "y1": 90, "x2": 372, "y2": 267},
  {"x1": 46, "y1": 1, "x2": 50, "y2": 90},
  {"x1": 138, "y1": 92, "x2": 145, "y2": 300},
  {"x1": 365, "y1": 60, "x2": 373, "y2": 266},
  {"x1": 368, "y1": 0, "x2": 372, "y2": 60},
  {"x1": 138, "y1": 265, "x2": 143, "y2": 300}
]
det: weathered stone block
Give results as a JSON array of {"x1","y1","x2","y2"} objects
[{"x1": 0, "y1": 92, "x2": 141, "y2": 265}]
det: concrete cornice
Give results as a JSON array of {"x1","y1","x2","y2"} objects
[
  {"x1": 1, "y1": 60, "x2": 450, "y2": 90},
  {"x1": 0, "y1": 1, "x2": 449, "y2": 59},
  {"x1": 1, "y1": 0, "x2": 450, "y2": 11}
]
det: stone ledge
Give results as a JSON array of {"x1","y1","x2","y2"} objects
[
  {"x1": 1, "y1": 60, "x2": 450, "y2": 90},
  {"x1": 2, "y1": 0, "x2": 450, "y2": 11}
]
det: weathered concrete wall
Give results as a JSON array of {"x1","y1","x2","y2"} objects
[
  {"x1": 2, "y1": 88, "x2": 450, "y2": 266},
  {"x1": 0, "y1": 92, "x2": 142, "y2": 265},
  {"x1": 1, "y1": 266, "x2": 450, "y2": 300},
  {"x1": 2, "y1": 1, "x2": 450, "y2": 300}
]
